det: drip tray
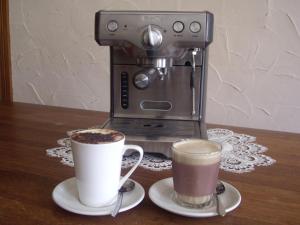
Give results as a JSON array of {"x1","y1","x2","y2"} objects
[{"x1": 101, "y1": 118, "x2": 205, "y2": 158}]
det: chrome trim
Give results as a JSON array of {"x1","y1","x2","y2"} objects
[{"x1": 140, "y1": 100, "x2": 172, "y2": 111}]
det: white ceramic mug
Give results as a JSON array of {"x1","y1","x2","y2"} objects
[{"x1": 70, "y1": 129, "x2": 143, "y2": 207}]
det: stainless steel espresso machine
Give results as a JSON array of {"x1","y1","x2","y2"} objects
[{"x1": 95, "y1": 11, "x2": 213, "y2": 157}]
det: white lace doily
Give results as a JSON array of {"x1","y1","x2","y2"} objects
[{"x1": 46, "y1": 128, "x2": 276, "y2": 173}]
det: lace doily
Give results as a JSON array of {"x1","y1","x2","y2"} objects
[{"x1": 46, "y1": 128, "x2": 276, "y2": 173}]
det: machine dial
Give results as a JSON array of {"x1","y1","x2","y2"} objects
[
  {"x1": 142, "y1": 25, "x2": 162, "y2": 48},
  {"x1": 173, "y1": 21, "x2": 184, "y2": 33}
]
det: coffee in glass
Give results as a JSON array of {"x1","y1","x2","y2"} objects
[{"x1": 172, "y1": 139, "x2": 221, "y2": 208}]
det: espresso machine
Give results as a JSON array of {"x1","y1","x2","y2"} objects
[{"x1": 95, "y1": 11, "x2": 213, "y2": 157}]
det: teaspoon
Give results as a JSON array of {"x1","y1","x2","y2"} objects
[
  {"x1": 215, "y1": 181, "x2": 226, "y2": 216},
  {"x1": 111, "y1": 180, "x2": 135, "y2": 217}
]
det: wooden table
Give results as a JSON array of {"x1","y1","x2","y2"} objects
[{"x1": 0, "y1": 102, "x2": 299, "y2": 225}]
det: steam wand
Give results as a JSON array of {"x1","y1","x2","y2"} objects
[{"x1": 191, "y1": 48, "x2": 200, "y2": 115}]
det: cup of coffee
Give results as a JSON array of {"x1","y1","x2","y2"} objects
[
  {"x1": 70, "y1": 128, "x2": 143, "y2": 207},
  {"x1": 172, "y1": 139, "x2": 221, "y2": 208}
]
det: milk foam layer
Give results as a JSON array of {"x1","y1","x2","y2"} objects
[
  {"x1": 175, "y1": 192, "x2": 211, "y2": 205},
  {"x1": 71, "y1": 129, "x2": 124, "y2": 144},
  {"x1": 172, "y1": 139, "x2": 221, "y2": 165}
]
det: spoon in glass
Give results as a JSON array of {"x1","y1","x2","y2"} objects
[
  {"x1": 111, "y1": 180, "x2": 135, "y2": 217},
  {"x1": 215, "y1": 181, "x2": 226, "y2": 216}
]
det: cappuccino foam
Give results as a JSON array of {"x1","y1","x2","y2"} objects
[
  {"x1": 71, "y1": 129, "x2": 124, "y2": 144},
  {"x1": 172, "y1": 139, "x2": 221, "y2": 165}
]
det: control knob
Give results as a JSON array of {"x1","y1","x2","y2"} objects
[{"x1": 142, "y1": 25, "x2": 162, "y2": 48}]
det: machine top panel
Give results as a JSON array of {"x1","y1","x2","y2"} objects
[{"x1": 95, "y1": 10, "x2": 213, "y2": 50}]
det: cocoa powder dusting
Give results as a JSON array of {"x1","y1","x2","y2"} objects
[{"x1": 72, "y1": 131, "x2": 123, "y2": 144}]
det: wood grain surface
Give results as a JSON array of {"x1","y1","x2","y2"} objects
[{"x1": 0, "y1": 102, "x2": 299, "y2": 225}]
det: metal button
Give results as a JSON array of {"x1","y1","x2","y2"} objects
[
  {"x1": 173, "y1": 21, "x2": 184, "y2": 33},
  {"x1": 107, "y1": 20, "x2": 118, "y2": 32},
  {"x1": 189, "y1": 21, "x2": 201, "y2": 33}
]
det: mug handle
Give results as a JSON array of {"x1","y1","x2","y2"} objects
[{"x1": 118, "y1": 145, "x2": 144, "y2": 189}]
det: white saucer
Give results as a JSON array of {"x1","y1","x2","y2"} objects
[
  {"x1": 149, "y1": 177, "x2": 241, "y2": 217},
  {"x1": 52, "y1": 177, "x2": 145, "y2": 216}
]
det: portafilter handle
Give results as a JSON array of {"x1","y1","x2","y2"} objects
[{"x1": 133, "y1": 68, "x2": 157, "y2": 89}]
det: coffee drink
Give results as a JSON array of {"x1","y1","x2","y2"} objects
[
  {"x1": 172, "y1": 139, "x2": 221, "y2": 207},
  {"x1": 71, "y1": 129, "x2": 124, "y2": 144},
  {"x1": 70, "y1": 128, "x2": 143, "y2": 207}
]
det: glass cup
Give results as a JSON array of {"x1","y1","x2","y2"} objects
[
  {"x1": 172, "y1": 139, "x2": 221, "y2": 208},
  {"x1": 70, "y1": 128, "x2": 143, "y2": 207}
]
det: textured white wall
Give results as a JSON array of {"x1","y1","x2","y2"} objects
[{"x1": 9, "y1": 0, "x2": 300, "y2": 133}]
